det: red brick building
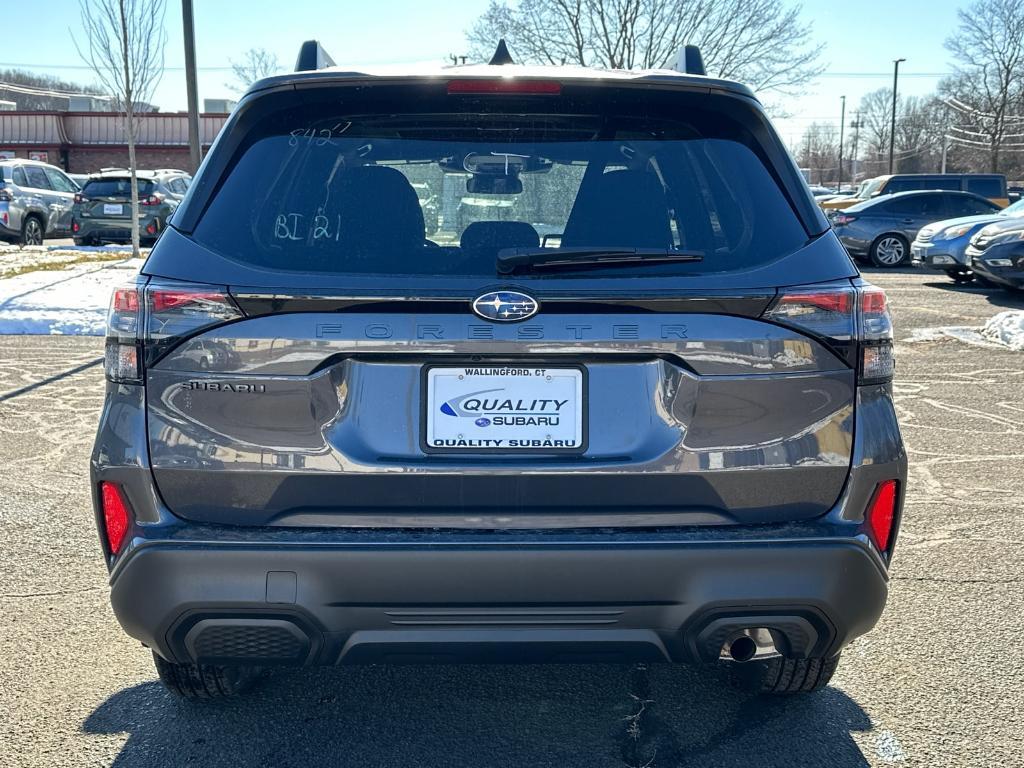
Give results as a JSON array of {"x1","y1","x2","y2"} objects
[{"x1": 0, "y1": 111, "x2": 228, "y2": 173}]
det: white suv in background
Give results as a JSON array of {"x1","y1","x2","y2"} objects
[{"x1": 0, "y1": 159, "x2": 81, "y2": 245}]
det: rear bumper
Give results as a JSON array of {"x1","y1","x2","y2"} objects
[
  {"x1": 76, "y1": 215, "x2": 162, "y2": 241},
  {"x1": 109, "y1": 529, "x2": 889, "y2": 666}
]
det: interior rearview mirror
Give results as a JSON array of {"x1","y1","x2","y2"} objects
[{"x1": 466, "y1": 174, "x2": 523, "y2": 194}]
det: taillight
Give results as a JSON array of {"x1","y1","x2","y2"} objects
[
  {"x1": 857, "y1": 284, "x2": 894, "y2": 382},
  {"x1": 99, "y1": 481, "x2": 131, "y2": 554},
  {"x1": 144, "y1": 281, "x2": 242, "y2": 364},
  {"x1": 104, "y1": 279, "x2": 242, "y2": 382},
  {"x1": 141, "y1": 193, "x2": 164, "y2": 206},
  {"x1": 832, "y1": 213, "x2": 857, "y2": 226},
  {"x1": 865, "y1": 480, "x2": 898, "y2": 553},
  {"x1": 72, "y1": 219, "x2": 80, "y2": 233},
  {"x1": 763, "y1": 282, "x2": 895, "y2": 383},
  {"x1": 447, "y1": 79, "x2": 562, "y2": 95},
  {"x1": 74, "y1": 193, "x2": 88, "y2": 204},
  {"x1": 106, "y1": 283, "x2": 143, "y2": 382},
  {"x1": 764, "y1": 285, "x2": 856, "y2": 344}
]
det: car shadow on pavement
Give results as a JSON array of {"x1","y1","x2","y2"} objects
[
  {"x1": 83, "y1": 663, "x2": 873, "y2": 767},
  {"x1": 921, "y1": 280, "x2": 1024, "y2": 308}
]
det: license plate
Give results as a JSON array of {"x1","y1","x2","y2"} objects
[
  {"x1": 424, "y1": 365, "x2": 586, "y2": 453},
  {"x1": 103, "y1": 203, "x2": 124, "y2": 215}
]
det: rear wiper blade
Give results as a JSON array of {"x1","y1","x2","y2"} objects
[{"x1": 496, "y1": 246, "x2": 704, "y2": 274}]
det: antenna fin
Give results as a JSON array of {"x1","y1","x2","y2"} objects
[{"x1": 489, "y1": 39, "x2": 515, "y2": 66}]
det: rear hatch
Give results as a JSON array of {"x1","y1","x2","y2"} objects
[
  {"x1": 79, "y1": 177, "x2": 155, "y2": 219},
  {"x1": 132, "y1": 76, "x2": 872, "y2": 529}
]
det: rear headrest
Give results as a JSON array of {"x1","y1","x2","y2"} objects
[
  {"x1": 561, "y1": 170, "x2": 672, "y2": 249},
  {"x1": 329, "y1": 166, "x2": 425, "y2": 255},
  {"x1": 460, "y1": 221, "x2": 540, "y2": 255}
]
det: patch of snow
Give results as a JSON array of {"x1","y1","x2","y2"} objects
[
  {"x1": 0, "y1": 258, "x2": 142, "y2": 335},
  {"x1": 981, "y1": 310, "x2": 1024, "y2": 351}
]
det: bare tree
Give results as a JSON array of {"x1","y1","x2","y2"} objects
[
  {"x1": 795, "y1": 122, "x2": 838, "y2": 185},
  {"x1": 944, "y1": 0, "x2": 1024, "y2": 172},
  {"x1": 228, "y1": 48, "x2": 281, "y2": 92},
  {"x1": 74, "y1": 0, "x2": 167, "y2": 258},
  {"x1": 467, "y1": 0, "x2": 823, "y2": 96}
]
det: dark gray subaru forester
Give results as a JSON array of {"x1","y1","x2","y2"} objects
[{"x1": 91, "y1": 41, "x2": 906, "y2": 699}]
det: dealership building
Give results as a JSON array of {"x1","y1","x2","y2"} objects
[{"x1": 0, "y1": 110, "x2": 229, "y2": 172}]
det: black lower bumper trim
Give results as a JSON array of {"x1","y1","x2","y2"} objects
[{"x1": 111, "y1": 536, "x2": 888, "y2": 666}]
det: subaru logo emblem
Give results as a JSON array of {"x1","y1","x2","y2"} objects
[{"x1": 471, "y1": 291, "x2": 539, "y2": 322}]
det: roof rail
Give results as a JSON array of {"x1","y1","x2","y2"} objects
[
  {"x1": 674, "y1": 45, "x2": 706, "y2": 76},
  {"x1": 295, "y1": 40, "x2": 335, "y2": 72},
  {"x1": 489, "y1": 39, "x2": 514, "y2": 66}
]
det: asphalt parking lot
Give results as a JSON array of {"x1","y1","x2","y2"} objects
[{"x1": 1, "y1": 269, "x2": 1023, "y2": 767}]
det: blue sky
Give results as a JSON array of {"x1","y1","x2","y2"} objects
[{"x1": 1, "y1": 0, "x2": 965, "y2": 143}]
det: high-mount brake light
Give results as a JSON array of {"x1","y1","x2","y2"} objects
[
  {"x1": 447, "y1": 79, "x2": 562, "y2": 95},
  {"x1": 865, "y1": 480, "x2": 898, "y2": 553},
  {"x1": 99, "y1": 481, "x2": 131, "y2": 554}
]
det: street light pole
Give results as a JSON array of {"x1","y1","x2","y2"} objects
[
  {"x1": 838, "y1": 95, "x2": 846, "y2": 192},
  {"x1": 888, "y1": 58, "x2": 905, "y2": 175},
  {"x1": 182, "y1": 0, "x2": 201, "y2": 174}
]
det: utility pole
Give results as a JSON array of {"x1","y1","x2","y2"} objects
[
  {"x1": 182, "y1": 0, "x2": 201, "y2": 174},
  {"x1": 888, "y1": 58, "x2": 905, "y2": 175},
  {"x1": 837, "y1": 95, "x2": 846, "y2": 192}
]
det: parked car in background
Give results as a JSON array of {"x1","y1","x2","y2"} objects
[
  {"x1": 912, "y1": 198, "x2": 1024, "y2": 282},
  {"x1": 966, "y1": 219, "x2": 1024, "y2": 291},
  {"x1": 0, "y1": 159, "x2": 81, "y2": 245},
  {"x1": 71, "y1": 169, "x2": 191, "y2": 246},
  {"x1": 832, "y1": 190, "x2": 1001, "y2": 267},
  {"x1": 821, "y1": 173, "x2": 1009, "y2": 213}
]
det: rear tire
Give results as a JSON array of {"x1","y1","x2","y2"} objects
[
  {"x1": 869, "y1": 234, "x2": 909, "y2": 268},
  {"x1": 734, "y1": 653, "x2": 840, "y2": 695},
  {"x1": 152, "y1": 652, "x2": 260, "y2": 699},
  {"x1": 20, "y1": 215, "x2": 44, "y2": 246}
]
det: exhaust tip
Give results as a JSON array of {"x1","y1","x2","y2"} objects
[
  {"x1": 728, "y1": 635, "x2": 757, "y2": 663},
  {"x1": 718, "y1": 627, "x2": 781, "y2": 663}
]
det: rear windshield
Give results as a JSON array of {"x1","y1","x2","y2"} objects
[
  {"x1": 83, "y1": 178, "x2": 156, "y2": 197},
  {"x1": 190, "y1": 88, "x2": 809, "y2": 277}
]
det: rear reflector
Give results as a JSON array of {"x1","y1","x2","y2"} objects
[
  {"x1": 99, "y1": 482, "x2": 131, "y2": 554},
  {"x1": 447, "y1": 79, "x2": 562, "y2": 95},
  {"x1": 866, "y1": 480, "x2": 898, "y2": 553}
]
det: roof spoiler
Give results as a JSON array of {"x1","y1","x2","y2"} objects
[
  {"x1": 295, "y1": 40, "x2": 335, "y2": 72},
  {"x1": 673, "y1": 45, "x2": 706, "y2": 76}
]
